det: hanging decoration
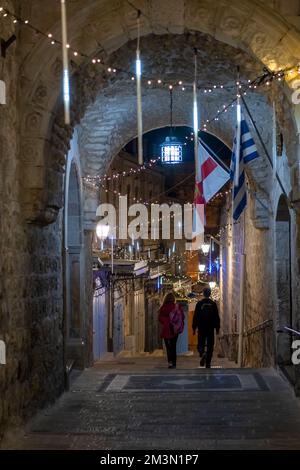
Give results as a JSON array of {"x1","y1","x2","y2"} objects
[
  {"x1": 83, "y1": 157, "x2": 159, "y2": 184},
  {"x1": 136, "y1": 10, "x2": 143, "y2": 165},
  {"x1": 235, "y1": 72, "x2": 242, "y2": 186},
  {"x1": 0, "y1": 6, "x2": 296, "y2": 95},
  {"x1": 60, "y1": 0, "x2": 70, "y2": 124},
  {"x1": 160, "y1": 87, "x2": 183, "y2": 164},
  {"x1": 193, "y1": 48, "x2": 199, "y2": 175}
]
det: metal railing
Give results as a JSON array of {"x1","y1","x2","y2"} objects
[{"x1": 282, "y1": 326, "x2": 300, "y2": 337}]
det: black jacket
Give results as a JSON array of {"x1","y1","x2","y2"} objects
[{"x1": 192, "y1": 298, "x2": 220, "y2": 334}]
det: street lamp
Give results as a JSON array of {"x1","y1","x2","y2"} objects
[
  {"x1": 96, "y1": 223, "x2": 113, "y2": 273},
  {"x1": 209, "y1": 281, "x2": 216, "y2": 289},
  {"x1": 160, "y1": 88, "x2": 183, "y2": 164},
  {"x1": 96, "y1": 222, "x2": 110, "y2": 249},
  {"x1": 201, "y1": 243, "x2": 210, "y2": 255},
  {"x1": 199, "y1": 264, "x2": 206, "y2": 273}
]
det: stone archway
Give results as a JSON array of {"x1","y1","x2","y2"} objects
[
  {"x1": 16, "y1": 1, "x2": 300, "y2": 224},
  {"x1": 64, "y1": 131, "x2": 86, "y2": 367},
  {"x1": 275, "y1": 194, "x2": 292, "y2": 365}
]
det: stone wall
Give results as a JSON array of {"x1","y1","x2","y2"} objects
[
  {"x1": 220, "y1": 138, "x2": 299, "y2": 368},
  {"x1": 0, "y1": 1, "x2": 64, "y2": 439}
]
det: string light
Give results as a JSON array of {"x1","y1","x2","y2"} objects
[
  {"x1": 84, "y1": 158, "x2": 159, "y2": 183},
  {"x1": 1, "y1": 4, "x2": 296, "y2": 94}
]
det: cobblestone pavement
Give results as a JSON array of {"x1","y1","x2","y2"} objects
[{"x1": 3, "y1": 353, "x2": 300, "y2": 450}]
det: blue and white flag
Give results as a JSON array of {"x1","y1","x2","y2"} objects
[{"x1": 230, "y1": 110, "x2": 259, "y2": 221}]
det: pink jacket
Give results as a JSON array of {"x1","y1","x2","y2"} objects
[{"x1": 158, "y1": 302, "x2": 183, "y2": 339}]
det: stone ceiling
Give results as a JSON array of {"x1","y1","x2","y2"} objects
[
  {"x1": 76, "y1": 32, "x2": 269, "y2": 176},
  {"x1": 11, "y1": 0, "x2": 300, "y2": 223}
]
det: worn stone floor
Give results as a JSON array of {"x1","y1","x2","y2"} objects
[{"x1": 3, "y1": 352, "x2": 300, "y2": 450}]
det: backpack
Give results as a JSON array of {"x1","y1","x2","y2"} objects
[{"x1": 169, "y1": 304, "x2": 184, "y2": 335}]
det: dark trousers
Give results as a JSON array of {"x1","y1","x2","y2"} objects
[
  {"x1": 164, "y1": 335, "x2": 178, "y2": 366},
  {"x1": 198, "y1": 330, "x2": 215, "y2": 367}
]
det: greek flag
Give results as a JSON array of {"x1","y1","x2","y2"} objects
[{"x1": 230, "y1": 110, "x2": 259, "y2": 221}]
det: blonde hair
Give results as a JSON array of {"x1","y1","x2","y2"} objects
[{"x1": 162, "y1": 292, "x2": 176, "y2": 305}]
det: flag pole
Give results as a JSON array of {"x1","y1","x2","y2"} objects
[
  {"x1": 238, "y1": 211, "x2": 246, "y2": 367},
  {"x1": 199, "y1": 136, "x2": 230, "y2": 173}
]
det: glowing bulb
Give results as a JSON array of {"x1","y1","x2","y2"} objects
[
  {"x1": 24, "y1": 20, "x2": 29, "y2": 24},
  {"x1": 179, "y1": 80, "x2": 182, "y2": 85},
  {"x1": 136, "y1": 58, "x2": 141, "y2": 77},
  {"x1": 96, "y1": 223, "x2": 110, "y2": 240},
  {"x1": 201, "y1": 244, "x2": 210, "y2": 255},
  {"x1": 48, "y1": 33, "x2": 53, "y2": 38},
  {"x1": 92, "y1": 59, "x2": 96, "y2": 64},
  {"x1": 169, "y1": 85, "x2": 173, "y2": 90},
  {"x1": 157, "y1": 79, "x2": 162, "y2": 84},
  {"x1": 51, "y1": 40, "x2": 55, "y2": 45},
  {"x1": 73, "y1": 51, "x2": 78, "y2": 56},
  {"x1": 66, "y1": 43, "x2": 70, "y2": 48},
  {"x1": 209, "y1": 281, "x2": 216, "y2": 289},
  {"x1": 148, "y1": 80, "x2": 152, "y2": 85},
  {"x1": 199, "y1": 264, "x2": 206, "y2": 273}
]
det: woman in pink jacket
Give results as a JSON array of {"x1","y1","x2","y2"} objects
[{"x1": 158, "y1": 292, "x2": 184, "y2": 369}]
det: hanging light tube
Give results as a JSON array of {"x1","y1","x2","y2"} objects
[
  {"x1": 235, "y1": 78, "x2": 242, "y2": 187},
  {"x1": 136, "y1": 11, "x2": 143, "y2": 165},
  {"x1": 61, "y1": 0, "x2": 70, "y2": 124},
  {"x1": 193, "y1": 49, "x2": 199, "y2": 180}
]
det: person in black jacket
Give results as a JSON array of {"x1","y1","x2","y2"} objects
[{"x1": 192, "y1": 287, "x2": 220, "y2": 368}]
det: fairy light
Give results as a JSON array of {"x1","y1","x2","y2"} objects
[{"x1": 0, "y1": 2, "x2": 298, "y2": 96}]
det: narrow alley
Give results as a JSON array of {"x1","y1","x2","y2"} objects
[{"x1": 1, "y1": 0, "x2": 300, "y2": 458}]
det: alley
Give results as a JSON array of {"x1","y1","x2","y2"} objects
[
  {"x1": 4, "y1": 355, "x2": 300, "y2": 451},
  {"x1": 2, "y1": 0, "x2": 300, "y2": 455}
]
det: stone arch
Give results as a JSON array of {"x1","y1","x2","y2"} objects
[
  {"x1": 275, "y1": 194, "x2": 292, "y2": 365},
  {"x1": 17, "y1": 1, "x2": 300, "y2": 223},
  {"x1": 64, "y1": 130, "x2": 86, "y2": 366}
]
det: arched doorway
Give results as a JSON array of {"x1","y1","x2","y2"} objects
[
  {"x1": 275, "y1": 195, "x2": 292, "y2": 365},
  {"x1": 64, "y1": 135, "x2": 85, "y2": 367}
]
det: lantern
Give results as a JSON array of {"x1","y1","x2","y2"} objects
[{"x1": 160, "y1": 88, "x2": 183, "y2": 164}]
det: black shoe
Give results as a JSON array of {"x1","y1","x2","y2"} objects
[
  {"x1": 168, "y1": 364, "x2": 176, "y2": 369},
  {"x1": 206, "y1": 364, "x2": 211, "y2": 369},
  {"x1": 200, "y1": 353, "x2": 206, "y2": 367}
]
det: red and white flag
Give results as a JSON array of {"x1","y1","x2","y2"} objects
[{"x1": 194, "y1": 142, "x2": 229, "y2": 204}]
